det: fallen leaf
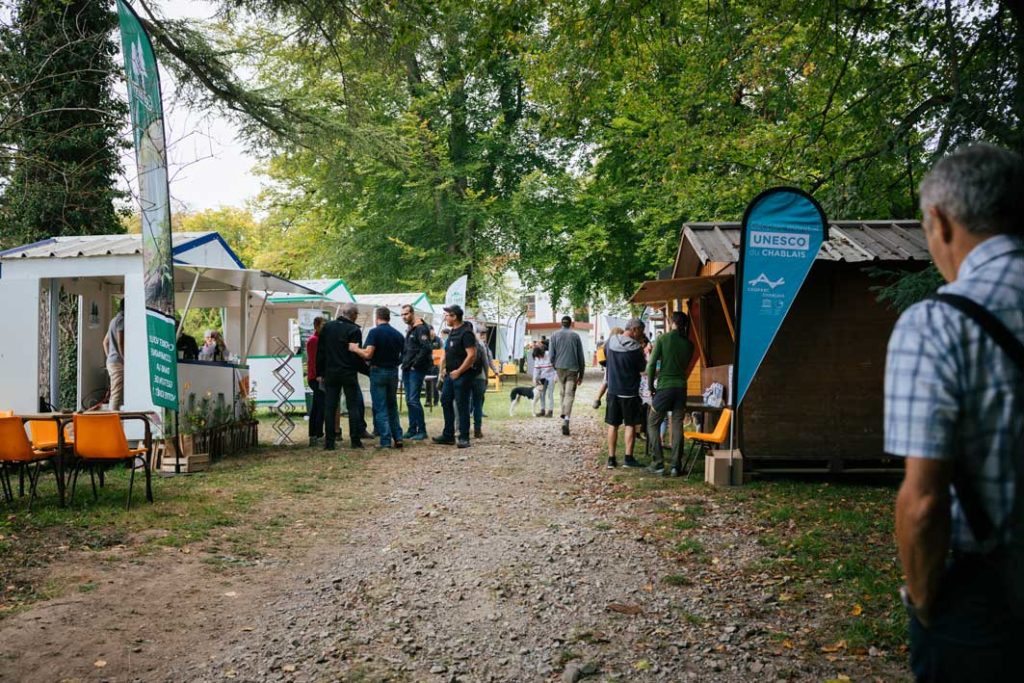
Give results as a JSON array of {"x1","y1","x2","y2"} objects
[
  {"x1": 821, "y1": 640, "x2": 848, "y2": 653},
  {"x1": 282, "y1": 664, "x2": 296, "y2": 672},
  {"x1": 642, "y1": 584, "x2": 653, "y2": 592},
  {"x1": 782, "y1": 639, "x2": 794, "y2": 650},
  {"x1": 94, "y1": 660, "x2": 107, "y2": 668},
  {"x1": 224, "y1": 591, "x2": 237, "y2": 597},
  {"x1": 633, "y1": 659, "x2": 650, "y2": 671},
  {"x1": 850, "y1": 604, "x2": 863, "y2": 617},
  {"x1": 241, "y1": 627, "x2": 254, "y2": 632},
  {"x1": 607, "y1": 602, "x2": 643, "y2": 616}
]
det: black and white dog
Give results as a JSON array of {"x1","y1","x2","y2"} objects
[{"x1": 508, "y1": 385, "x2": 538, "y2": 416}]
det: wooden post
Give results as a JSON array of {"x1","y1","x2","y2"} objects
[{"x1": 715, "y1": 283, "x2": 736, "y2": 342}]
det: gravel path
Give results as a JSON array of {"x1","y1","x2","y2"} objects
[{"x1": 172, "y1": 407, "x2": 905, "y2": 682}]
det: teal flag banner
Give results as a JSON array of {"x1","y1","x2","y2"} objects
[
  {"x1": 116, "y1": 0, "x2": 178, "y2": 410},
  {"x1": 734, "y1": 188, "x2": 828, "y2": 407}
]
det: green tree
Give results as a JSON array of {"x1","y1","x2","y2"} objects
[{"x1": 0, "y1": 0, "x2": 126, "y2": 249}]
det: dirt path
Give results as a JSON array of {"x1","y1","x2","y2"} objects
[{"x1": 0, "y1": 401, "x2": 906, "y2": 682}]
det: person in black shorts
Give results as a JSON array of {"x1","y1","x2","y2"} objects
[{"x1": 603, "y1": 318, "x2": 647, "y2": 468}]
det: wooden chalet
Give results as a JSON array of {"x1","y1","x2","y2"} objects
[{"x1": 632, "y1": 220, "x2": 931, "y2": 471}]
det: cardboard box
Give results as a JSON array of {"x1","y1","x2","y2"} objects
[{"x1": 704, "y1": 449, "x2": 743, "y2": 487}]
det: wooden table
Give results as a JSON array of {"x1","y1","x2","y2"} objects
[{"x1": 18, "y1": 411, "x2": 155, "y2": 506}]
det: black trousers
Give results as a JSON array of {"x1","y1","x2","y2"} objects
[
  {"x1": 308, "y1": 378, "x2": 325, "y2": 438},
  {"x1": 323, "y1": 374, "x2": 367, "y2": 446}
]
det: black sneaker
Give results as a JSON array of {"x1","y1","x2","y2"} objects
[
  {"x1": 309, "y1": 436, "x2": 322, "y2": 448},
  {"x1": 324, "y1": 442, "x2": 336, "y2": 451},
  {"x1": 562, "y1": 422, "x2": 570, "y2": 436},
  {"x1": 432, "y1": 436, "x2": 456, "y2": 445},
  {"x1": 457, "y1": 439, "x2": 471, "y2": 449},
  {"x1": 393, "y1": 441, "x2": 403, "y2": 449},
  {"x1": 350, "y1": 441, "x2": 365, "y2": 450},
  {"x1": 606, "y1": 457, "x2": 618, "y2": 469},
  {"x1": 669, "y1": 467, "x2": 682, "y2": 477},
  {"x1": 624, "y1": 456, "x2": 643, "y2": 468},
  {"x1": 648, "y1": 464, "x2": 666, "y2": 475},
  {"x1": 474, "y1": 429, "x2": 483, "y2": 439}
]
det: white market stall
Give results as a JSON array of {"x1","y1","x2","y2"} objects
[{"x1": 0, "y1": 232, "x2": 316, "y2": 438}]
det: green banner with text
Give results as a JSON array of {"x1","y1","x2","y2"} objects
[{"x1": 117, "y1": 0, "x2": 178, "y2": 410}]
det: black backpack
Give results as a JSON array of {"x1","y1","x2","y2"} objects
[{"x1": 930, "y1": 293, "x2": 1024, "y2": 614}]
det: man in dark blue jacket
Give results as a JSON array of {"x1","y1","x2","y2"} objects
[
  {"x1": 603, "y1": 318, "x2": 647, "y2": 469},
  {"x1": 351, "y1": 307, "x2": 406, "y2": 449},
  {"x1": 400, "y1": 304, "x2": 433, "y2": 440}
]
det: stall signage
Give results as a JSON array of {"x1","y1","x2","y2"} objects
[
  {"x1": 735, "y1": 188, "x2": 827, "y2": 407},
  {"x1": 116, "y1": 0, "x2": 178, "y2": 410}
]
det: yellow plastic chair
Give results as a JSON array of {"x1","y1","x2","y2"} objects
[
  {"x1": 681, "y1": 408, "x2": 733, "y2": 479},
  {"x1": 71, "y1": 413, "x2": 152, "y2": 510},
  {"x1": 28, "y1": 419, "x2": 74, "y2": 451},
  {"x1": 0, "y1": 416, "x2": 59, "y2": 509},
  {"x1": 0, "y1": 410, "x2": 13, "y2": 417}
]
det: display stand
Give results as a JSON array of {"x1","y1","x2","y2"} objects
[{"x1": 271, "y1": 336, "x2": 296, "y2": 445}]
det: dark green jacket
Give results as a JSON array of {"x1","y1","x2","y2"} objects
[{"x1": 647, "y1": 331, "x2": 694, "y2": 390}]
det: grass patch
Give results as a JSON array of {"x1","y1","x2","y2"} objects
[
  {"x1": 740, "y1": 479, "x2": 902, "y2": 649},
  {"x1": 673, "y1": 538, "x2": 705, "y2": 555},
  {"x1": 0, "y1": 445, "x2": 373, "y2": 619}
]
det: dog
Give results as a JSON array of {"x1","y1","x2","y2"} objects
[{"x1": 508, "y1": 385, "x2": 537, "y2": 416}]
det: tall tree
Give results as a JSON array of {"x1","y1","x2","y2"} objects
[{"x1": 0, "y1": 0, "x2": 126, "y2": 249}]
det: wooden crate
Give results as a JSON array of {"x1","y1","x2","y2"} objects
[{"x1": 160, "y1": 451, "x2": 210, "y2": 474}]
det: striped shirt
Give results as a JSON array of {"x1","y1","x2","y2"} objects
[{"x1": 884, "y1": 234, "x2": 1024, "y2": 552}]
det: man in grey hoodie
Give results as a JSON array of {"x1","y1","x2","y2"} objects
[
  {"x1": 603, "y1": 319, "x2": 647, "y2": 468},
  {"x1": 549, "y1": 315, "x2": 586, "y2": 436}
]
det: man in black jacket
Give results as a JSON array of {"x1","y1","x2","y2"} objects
[
  {"x1": 316, "y1": 303, "x2": 369, "y2": 450},
  {"x1": 400, "y1": 304, "x2": 432, "y2": 440}
]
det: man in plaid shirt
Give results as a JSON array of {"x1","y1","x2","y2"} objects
[{"x1": 886, "y1": 143, "x2": 1024, "y2": 680}]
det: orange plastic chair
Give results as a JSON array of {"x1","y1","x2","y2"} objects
[
  {"x1": 0, "y1": 416, "x2": 59, "y2": 508},
  {"x1": 681, "y1": 408, "x2": 733, "y2": 479},
  {"x1": 71, "y1": 413, "x2": 152, "y2": 510},
  {"x1": 0, "y1": 410, "x2": 13, "y2": 417},
  {"x1": 28, "y1": 420, "x2": 74, "y2": 451}
]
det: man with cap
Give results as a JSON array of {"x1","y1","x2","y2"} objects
[
  {"x1": 549, "y1": 315, "x2": 586, "y2": 436},
  {"x1": 433, "y1": 304, "x2": 477, "y2": 448},
  {"x1": 603, "y1": 319, "x2": 647, "y2": 468}
]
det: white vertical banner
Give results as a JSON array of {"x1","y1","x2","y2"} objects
[{"x1": 445, "y1": 275, "x2": 468, "y2": 308}]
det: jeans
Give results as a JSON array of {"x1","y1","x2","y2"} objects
[
  {"x1": 441, "y1": 373, "x2": 472, "y2": 441},
  {"x1": 308, "y1": 378, "x2": 325, "y2": 438},
  {"x1": 323, "y1": 373, "x2": 367, "y2": 447},
  {"x1": 403, "y1": 369, "x2": 427, "y2": 436},
  {"x1": 647, "y1": 387, "x2": 687, "y2": 468},
  {"x1": 536, "y1": 379, "x2": 554, "y2": 412},
  {"x1": 472, "y1": 377, "x2": 487, "y2": 430},
  {"x1": 369, "y1": 367, "x2": 402, "y2": 446},
  {"x1": 909, "y1": 554, "x2": 1024, "y2": 681},
  {"x1": 556, "y1": 368, "x2": 579, "y2": 418}
]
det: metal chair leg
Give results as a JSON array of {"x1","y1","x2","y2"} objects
[
  {"x1": 89, "y1": 465, "x2": 98, "y2": 501},
  {"x1": 684, "y1": 441, "x2": 706, "y2": 480},
  {"x1": 69, "y1": 461, "x2": 81, "y2": 504},
  {"x1": 27, "y1": 461, "x2": 41, "y2": 511},
  {"x1": 126, "y1": 459, "x2": 136, "y2": 511},
  {"x1": 0, "y1": 464, "x2": 12, "y2": 503},
  {"x1": 144, "y1": 455, "x2": 153, "y2": 503}
]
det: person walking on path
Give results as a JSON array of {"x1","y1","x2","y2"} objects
[
  {"x1": 532, "y1": 345, "x2": 557, "y2": 417},
  {"x1": 646, "y1": 311, "x2": 695, "y2": 476},
  {"x1": 400, "y1": 304, "x2": 432, "y2": 441},
  {"x1": 316, "y1": 303, "x2": 369, "y2": 450},
  {"x1": 471, "y1": 328, "x2": 501, "y2": 438},
  {"x1": 306, "y1": 316, "x2": 326, "y2": 448},
  {"x1": 603, "y1": 319, "x2": 647, "y2": 469},
  {"x1": 433, "y1": 305, "x2": 477, "y2": 448},
  {"x1": 102, "y1": 300, "x2": 125, "y2": 410},
  {"x1": 885, "y1": 142, "x2": 1024, "y2": 681},
  {"x1": 350, "y1": 307, "x2": 406, "y2": 449},
  {"x1": 550, "y1": 315, "x2": 586, "y2": 436}
]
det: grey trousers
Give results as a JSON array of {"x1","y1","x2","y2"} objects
[
  {"x1": 647, "y1": 387, "x2": 687, "y2": 468},
  {"x1": 556, "y1": 368, "x2": 579, "y2": 418}
]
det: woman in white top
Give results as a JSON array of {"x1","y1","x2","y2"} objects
[{"x1": 532, "y1": 345, "x2": 557, "y2": 417}]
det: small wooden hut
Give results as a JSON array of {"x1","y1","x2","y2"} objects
[{"x1": 632, "y1": 220, "x2": 931, "y2": 471}]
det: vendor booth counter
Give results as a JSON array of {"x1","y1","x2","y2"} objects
[{"x1": 177, "y1": 359, "x2": 250, "y2": 419}]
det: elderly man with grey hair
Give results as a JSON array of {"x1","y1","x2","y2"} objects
[
  {"x1": 885, "y1": 142, "x2": 1024, "y2": 680},
  {"x1": 316, "y1": 303, "x2": 369, "y2": 450}
]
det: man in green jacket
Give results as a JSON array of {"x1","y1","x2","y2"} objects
[{"x1": 646, "y1": 311, "x2": 695, "y2": 475}]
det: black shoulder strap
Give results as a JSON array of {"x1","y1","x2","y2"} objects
[
  {"x1": 930, "y1": 293, "x2": 1024, "y2": 371},
  {"x1": 929, "y1": 293, "x2": 1024, "y2": 544}
]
